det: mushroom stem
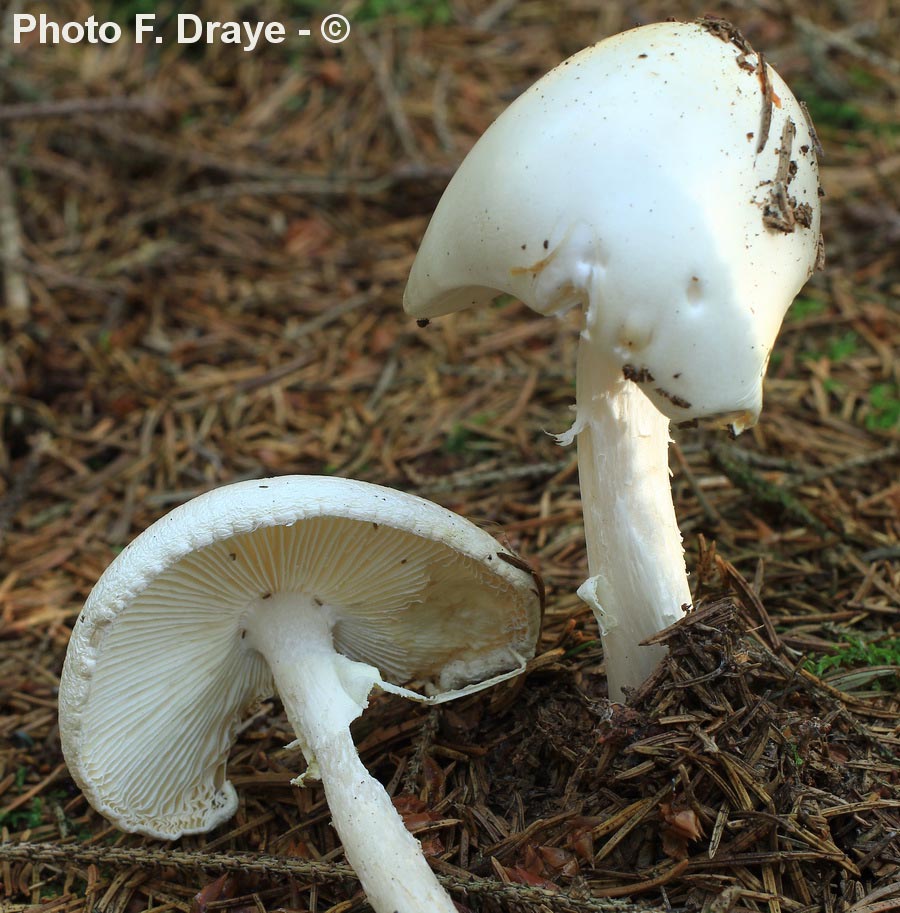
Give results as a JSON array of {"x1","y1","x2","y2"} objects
[
  {"x1": 246, "y1": 596, "x2": 456, "y2": 913},
  {"x1": 571, "y1": 326, "x2": 692, "y2": 702}
]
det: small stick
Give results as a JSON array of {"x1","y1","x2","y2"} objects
[
  {"x1": 785, "y1": 443, "x2": 900, "y2": 489},
  {"x1": 591, "y1": 860, "x2": 690, "y2": 898},
  {"x1": 710, "y1": 443, "x2": 829, "y2": 536},
  {"x1": 0, "y1": 138, "x2": 29, "y2": 326},
  {"x1": 432, "y1": 64, "x2": 457, "y2": 154},
  {"x1": 0, "y1": 432, "x2": 48, "y2": 550},
  {"x1": 400, "y1": 709, "x2": 440, "y2": 796},
  {"x1": 0, "y1": 763, "x2": 66, "y2": 818},
  {"x1": 413, "y1": 459, "x2": 569, "y2": 494},
  {"x1": 799, "y1": 101, "x2": 825, "y2": 159},
  {"x1": 715, "y1": 556, "x2": 782, "y2": 652},
  {"x1": 0, "y1": 96, "x2": 162, "y2": 122},
  {"x1": 671, "y1": 441, "x2": 726, "y2": 529},
  {"x1": 774, "y1": 119, "x2": 796, "y2": 186},
  {"x1": 756, "y1": 53, "x2": 774, "y2": 154},
  {"x1": 0, "y1": 842, "x2": 652, "y2": 912},
  {"x1": 124, "y1": 168, "x2": 454, "y2": 228},
  {"x1": 357, "y1": 31, "x2": 423, "y2": 164}
]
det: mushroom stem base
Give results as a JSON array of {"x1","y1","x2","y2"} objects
[
  {"x1": 572, "y1": 337, "x2": 692, "y2": 701},
  {"x1": 246, "y1": 596, "x2": 456, "y2": 913}
]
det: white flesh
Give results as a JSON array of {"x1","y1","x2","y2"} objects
[
  {"x1": 566, "y1": 313, "x2": 691, "y2": 700},
  {"x1": 246, "y1": 594, "x2": 457, "y2": 913}
]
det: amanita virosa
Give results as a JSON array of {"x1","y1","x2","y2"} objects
[
  {"x1": 59, "y1": 475, "x2": 542, "y2": 913},
  {"x1": 404, "y1": 19, "x2": 823, "y2": 700}
]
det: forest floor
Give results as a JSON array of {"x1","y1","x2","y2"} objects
[{"x1": 0, "y1": 1, "x2": 897, "y2": 911}]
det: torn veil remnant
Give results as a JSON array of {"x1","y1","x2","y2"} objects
[
  {"x1": 403, "y1": 19, "x2": 823, "y2": 700},
  {"x1": 58, "y1": 476, "x2": 541, "y2": 913}
]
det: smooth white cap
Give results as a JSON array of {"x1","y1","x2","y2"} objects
[
  {"x1": 59, "y1": 476, "x2": 542, "y2": 838},
  {"x1": 404, "y1": 20, "x2": 823, "y2": 427}
]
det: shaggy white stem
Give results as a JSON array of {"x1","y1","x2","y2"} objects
[
  {"x1": 572, "y1": 332, "x2": 692, "y2": 701},
  {"x1": 247, "y1": 597, "x2": 456, "y2": 913}
]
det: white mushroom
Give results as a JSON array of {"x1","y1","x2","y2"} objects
[
  {"x1": 404, "y1": 19, "x2": 823, "y2": 700},
  {"x1": 59, "y1": 475, "x2": 542, "y2": 913}
]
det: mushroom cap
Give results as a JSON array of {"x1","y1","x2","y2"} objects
[
  {"x1": 59, "y1": 476, "x2": 541, "y2": 838},
  {"x1": 404, "y1": 20, "x2": 823, "y2": 425}
]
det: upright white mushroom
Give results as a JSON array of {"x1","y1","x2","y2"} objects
[
  {"x1": 59, "y1": 475, "x2": 542, "y2": 913},
  {"x1": 404, "y1": 19, "x2": 823, "y2": 700}
]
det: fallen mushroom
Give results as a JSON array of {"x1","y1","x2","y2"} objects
[
  {"x1": 404, "y1": 19, "x2": 822, "y2": 700},
  {"x1": 59, "y1": 475, "x2": 542, "y2": 913}
]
